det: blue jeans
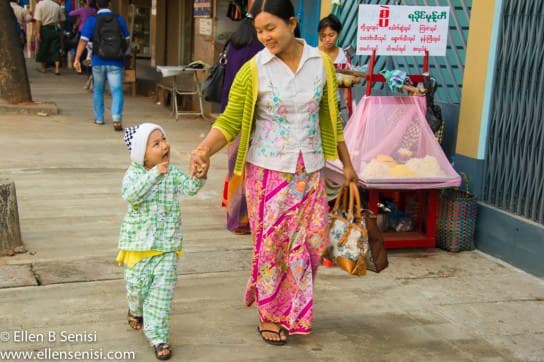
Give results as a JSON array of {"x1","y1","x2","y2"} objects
[{"x1": 92, "y1": 65, "x2": 124, "y2": 123}]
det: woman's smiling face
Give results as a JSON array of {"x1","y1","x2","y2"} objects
[{"x1": 254, "y1": 11, "x2": 297, "y2": 56}]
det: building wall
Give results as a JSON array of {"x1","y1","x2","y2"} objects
[
  {"x1": 456, "y1": 0, "x2": 497, "y2": 160},
  {"x1": 192, "y1": 0, "x2": 242, "y2": 114},
  {"x1": 321, "y1": 0, "x2": 332, "y2": 17},
  {"x1": 456, "y1": 0, "x2": 544, "y2": 277}
]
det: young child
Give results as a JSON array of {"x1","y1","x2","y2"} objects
[{"x1": 117, "y1": 123, "x2": 205, "y2": 360}]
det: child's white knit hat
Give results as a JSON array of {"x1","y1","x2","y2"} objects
[{"x1": 123, "y1": 123, "x2": 167, "y2": 165}]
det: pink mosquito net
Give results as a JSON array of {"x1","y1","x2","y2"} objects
[{"x1": 326, "y1": 96, "x2": 461, "y2": 189}]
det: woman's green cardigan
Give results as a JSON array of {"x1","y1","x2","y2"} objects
[{"x1": 212, "y1": 51, "x2": 345, "y2": 176}]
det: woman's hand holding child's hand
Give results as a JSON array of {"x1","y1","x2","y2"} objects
[
  {"x1": 189, "y1": 146, "x2": 210, "y2": 179},
  {"x1": 157, "y1": 161, "x2": 169, "y2": 174}
]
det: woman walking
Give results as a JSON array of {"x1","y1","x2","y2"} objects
[
  {"x1": 221, "y1": 16, "x2": 263, "y2": 235},
  {"x1": 189, "y1": 0, "x2": 356, "y2": 345}
]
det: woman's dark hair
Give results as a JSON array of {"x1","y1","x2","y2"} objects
[
  {"x1": 230, "y1": 17, "x2": 258, "y2": 49},
  {"x1": 318, "y1": 14, "x2": 342, "y2": 33},
  {"x1": 249, "y1": 0, "x2": 301, "y2": 38},
  {"x1": 96, "y1": 0, "x2": 110, "y2": 9}
]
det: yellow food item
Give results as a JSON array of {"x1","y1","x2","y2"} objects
[
  {"x1": 376, "y1": 154, "x2": 397, "y2": 166},
  {"x1": 389, "y1": 164, "x2": 417, "y2": 178}
]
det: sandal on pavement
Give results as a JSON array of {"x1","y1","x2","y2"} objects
[
  {"x1": 257, "y1": 325, "x2": 287, "y2": 346},
  {"x1": 113, "y1": 121, "x2": 123, "y2": 131},
  {"x1": 127, "y1": 310, "x2": 143, "y2": 330},
  {"x1": 153, "y1": 343, "x2": 172, "y2": 360}
]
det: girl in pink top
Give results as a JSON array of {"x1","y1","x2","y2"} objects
[{"x1": 69, "y1": 0, "x2": 96, "y2": 32}]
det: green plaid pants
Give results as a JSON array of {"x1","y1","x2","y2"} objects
[{"x1": 124, "y1": 252, "x2": 178, "y2": 345}]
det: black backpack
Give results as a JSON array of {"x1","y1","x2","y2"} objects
[{"x1": 93, "y1": 13, "x2": 126, "y2": 60}]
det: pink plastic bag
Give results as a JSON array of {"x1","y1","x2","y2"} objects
[{"x1": 327, "y1": 96, "x2": 461, "y2": 189}]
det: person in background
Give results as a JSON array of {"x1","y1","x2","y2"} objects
[
  {"x1": 189, "y1": 0, "x2": 356, "y2": 346},
  {"x1": 68, "y1": 0, "x2": 96, "y2": 33},
  {"x1": 34, "y1": 0, "x2": 65, "y2": 75},
  {"x1": 10, "y1": 0, "x2": 32, "y2": 44},
  {"x1": 318, "y1": 14, "x2": 360, "y2": 124},
  {"x1": 73, "y1": 0, "x2": 130, "y2": 131},
  {"x1": 68, "y1": 0, "x2": 96, "y2": 72},
  {"x1": 221, "y1": 16, "x2": 264, "y2": 235}
]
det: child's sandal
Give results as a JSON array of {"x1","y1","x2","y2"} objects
[
  {"x1": 127, "y1": 310, "x2": 143, "y2": 330},
  {"x1": 153, "y1": 343, "x2": 171, "y2": 360}
]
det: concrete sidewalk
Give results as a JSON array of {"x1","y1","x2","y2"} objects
[{"x1": 0, "y1": 64, "x2": 543, "y2": 361}]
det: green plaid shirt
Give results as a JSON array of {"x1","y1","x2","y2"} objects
[{"x1": 118, "y1": 162, "x2": 204, "y2": 252}]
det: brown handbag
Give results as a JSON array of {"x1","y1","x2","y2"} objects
[
  {"x1": 327, "y1": 183, "x2": 367, "y2": 276},
  {"x1": 362, "y1": 210, "x2": 389, "y2": 273}
]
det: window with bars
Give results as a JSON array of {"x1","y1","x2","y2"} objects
[{"x1": 484, "y1": 0, "x2": 544, "y2": 224}]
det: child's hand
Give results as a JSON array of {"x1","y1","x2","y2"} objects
[{"x1": 157, "y1": 161, "x2": 169, "y2": 174}]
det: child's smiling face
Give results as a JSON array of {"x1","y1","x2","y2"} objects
[{"x1": 144, "y1": 129, "x2": 170, "y2": 170}]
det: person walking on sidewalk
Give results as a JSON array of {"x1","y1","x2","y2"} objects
[
  {"x1": 69, "y1": 0, "x2": 97, "y2": 34},
  {"x1": 220, "y1": 16, "x2": 263, "y2": 235},
  {"x1": 73, "y1": 0, "x2": 130, "y2": 131},
  {"x1": 10, "y1": 0, "x2": 32, "y2": 44},
  {"x1": 118, "y1": 123, "x2": 205, "y2": 360},
  {"x1": 189, "y1": 0, "x2": 356, "y2": 346},
  {"x1": 34, "y1": 0, "x2": 65, "y2": 75}
]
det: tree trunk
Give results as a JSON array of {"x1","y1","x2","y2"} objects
[
  {"x1": 0, "y1": 179, "x2": 23, "y2": 256},
  {"x1": 0, "y1": 2, "x2": 32, "y2": 104}
]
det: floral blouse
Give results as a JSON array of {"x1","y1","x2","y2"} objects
[{"x1": 245, "y1": 41, "x2": 327, "y2": 174}]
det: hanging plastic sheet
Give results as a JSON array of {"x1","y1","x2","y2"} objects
[{"x1": 326, "y1": 96, "x2": 461, "y2": 189}]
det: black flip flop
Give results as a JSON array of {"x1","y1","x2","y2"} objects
[{"x1": 257, "y1": 326, "x2": 287, "y2": 346}]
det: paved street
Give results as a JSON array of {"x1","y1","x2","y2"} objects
[{"x1": 0, "y1": 64, "x2": 543, "y2": 361}]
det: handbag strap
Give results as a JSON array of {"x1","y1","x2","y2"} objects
[
  {"x1": 331, "y1": 185, "x2": 348, "y2": 214},
  {"x1": 349, "y1": 182, "x2": 363, "y2": 223},
  {"x1": 218, "y1": 40, "x2": 230, "y2": 64},
  {"x1": 331, "y1": 183, "x2": 361, "y2": 223}
]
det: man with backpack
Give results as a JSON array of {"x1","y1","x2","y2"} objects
[{"x1": 73, "y1": 0, "x2": 130, "y2": 132}]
